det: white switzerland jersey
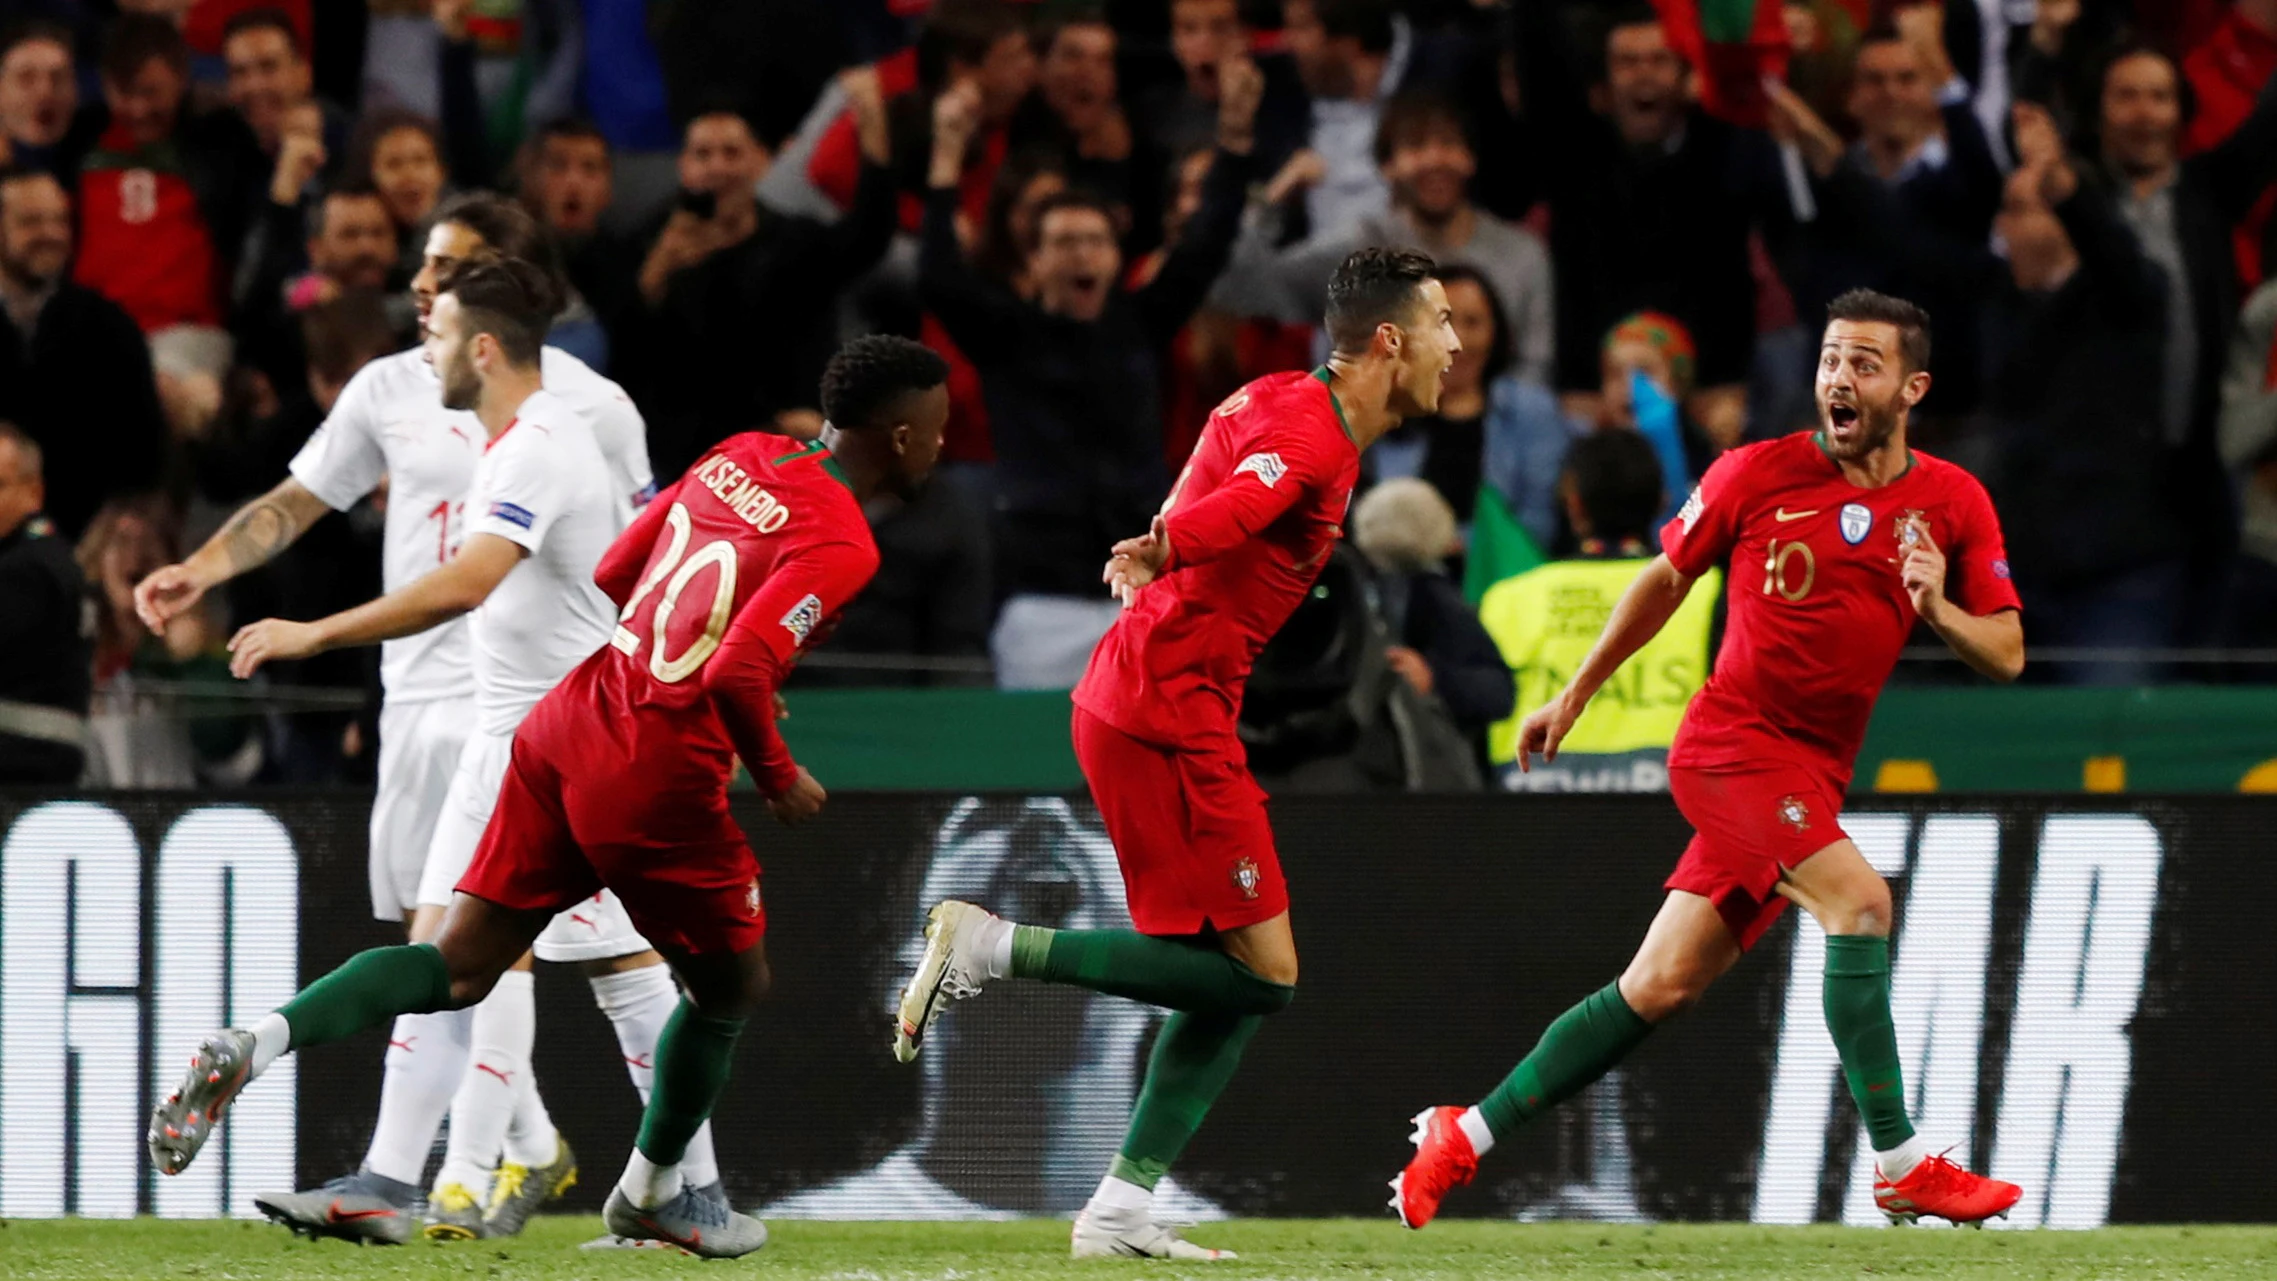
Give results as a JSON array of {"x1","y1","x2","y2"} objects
[
  {"x1": 289, "y1": 346, "x2": 653, "y2": 704},
  {"x1": 463, "y1": 388, "x2": 620, "y2": 736}
]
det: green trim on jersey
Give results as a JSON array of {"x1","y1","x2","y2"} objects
[
  {"x1": 771, "y1": 440, "x2": 829, "y2": 466},
  {"x1": 1311, "y1": 366, "x2": 1357, "y2": 445},
  {"x1": 1812, "y1": 430, "x2": 1915, "y2": 483},
  {"x1": 770, "y1": 438, "x2": 854, "y2": 492}
]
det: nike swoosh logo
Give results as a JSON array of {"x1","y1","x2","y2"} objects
[
  {"x1": 1773, "y1": 508, "x2": 1819, "y2": 522},
  {"x1": 327, "y1": 1200, "x2": 399, "y2": 1222}
]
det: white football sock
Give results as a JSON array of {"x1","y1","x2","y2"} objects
[
  {"x1": 503, "y1": 1067, "x2": 562, "y2": 1168},
  {"x1": 979, "y1": 914, "x2": 1016, "y2": 980},
  {"x1": 1457, "y1": 1106, "x2": 1497, "y2": 1158},
  {"x1": 362, "y1": 1007, "x2": 472, "y2": 1186},
  {"x1": 437, "y1": 971, "x2": 537, "y2": 1196},
  {"x1": 619, "y1": 1149, "x2": 683, "y2": 1210},
  {"x1": 248, "y1": 1012, "x2": 291, "y2": 1078},
  {"x1": 1876, "y1": 1134, "x2": 1930, "y2": 1181},
  {"x1": 1087, "y1": 1174, "x2": 1153, "y2": 1220},
  {"x1": 589, "y1": 964, "x2": 720, "y2": 1189}
]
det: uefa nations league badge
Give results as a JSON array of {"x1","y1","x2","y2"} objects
[{"x1": 1839, "y1": 502, "x2": 1872, "y2": 544}]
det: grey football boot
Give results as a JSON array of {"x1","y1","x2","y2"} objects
[
  {"x1": 601, "y1": 1183, "x2": 769, "y2": 1258},
  {"x1": 580, "y1": 1181, "x2": 728, "y2": 1250},
  {"x1": 250, "y1": 1168, "x2": 421, "y2": 1245},
  {"x1": 149, "y1": 1029, "x2": 257, "y2": 1177}
]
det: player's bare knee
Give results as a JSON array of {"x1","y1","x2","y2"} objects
[
  {"x1": 1815, "y1": 881, "x2": 1894, "y2": 937},
  {"x1": 445, "y1": 967, "x2": 501, "y2": 1009},
  {"x1": 1618, "y1": 962, "x2": 1710, "y2": 1022}
]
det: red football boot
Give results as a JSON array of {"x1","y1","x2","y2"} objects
[
  {"x1": 1874, "y1": 1151, "x2": 2022, "y2": 1227},
  {"x1": 1388, "y1": 1106, "x2": 1478, "y2": 1229}
]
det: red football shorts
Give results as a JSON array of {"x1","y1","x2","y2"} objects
[
  {"x1": 458, "y1": 729, "x2": 766, "y2": 957},
  {"x1": 1666, "y1": 761, "x2": 1850, "y2": 950},
  {"x1": 1072, "y1": 707, "x2": 1287, "y2": 936}
]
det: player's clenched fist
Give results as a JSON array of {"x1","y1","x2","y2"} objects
[
  {"x1": 767, "y1": 767, "x2": 827, "y2": 826},
  {"x1": 134, "y1": 564, "x2": 207, "y2": 633},
  {"x1": 228, "y1": 617, "x2": 324, "y2": 678},
  {"x1": 1513, "y1": 690, "x2": 1583, "y2": 772}
]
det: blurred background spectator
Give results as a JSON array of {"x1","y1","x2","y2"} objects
[
  {"x1": 1479, "y1": 429, "x2": 1717, "y2": 790},
  {"x1": 0, "y1": 165, "x2": 165, "y2": 541},
  {"x1": 0, "y1": 421, "x2": 90, "y2": 784}
]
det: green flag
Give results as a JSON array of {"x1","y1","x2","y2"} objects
[{"x1": 1463, "y1": 484, "x2": 1547, "y2": 606}]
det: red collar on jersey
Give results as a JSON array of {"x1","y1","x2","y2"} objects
[{"x1": 484, "y1": 417, "x2": 517, "y2": 453}]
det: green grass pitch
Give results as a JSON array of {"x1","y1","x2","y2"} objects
[{"x1": 7, "y1": 1219, "x2": 2277, "y2": 1280}]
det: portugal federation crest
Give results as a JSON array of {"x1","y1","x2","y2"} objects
[
  {"x1": 1230, "y1": 857, "x2": 1262, "y2": 900},
  {"x1": 745, "y1": 879, "x2": 763, "y2": 918},
  {"x1": 1839, "y1": 502, "x2": 1872, "y2": 545},
  {"x1": 1776, "y1": 795, "x2": 1811, "y2": 833}
]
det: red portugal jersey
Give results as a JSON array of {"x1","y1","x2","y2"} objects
[
  {"x1": 1660, "y1": 432, "x2": 2021, "y2": 787},
  {"x1": 1074, "y1": 368, "x2": 1361, "y2": 750},
  {"x1": 545, "y1": 433, "x2": 879, "y2": 796}
]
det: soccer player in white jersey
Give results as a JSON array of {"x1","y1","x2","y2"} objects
[{"x1": 133, "y1": 197, "x2": 717, "y2": 1244}]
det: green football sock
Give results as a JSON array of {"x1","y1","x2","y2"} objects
[
  {"x1": 1823, "y1": 934, "x2": 1915, "y2": 1150},
  {"x1": 1477, "y1": 980, "x2": 1652, "y2": 1140},
  {"x1": 1010, "y1": 927, "x2": 1295, "y2": 1016},
  {"x1": 635, "y1": 1001, "x2": 746, "y2": 1165},
  {"x1": 1109, "y1": 1011, "x2": 1263, "y2": 1190},
  {"x1": 277, "y1": 943, "x2": 452, "y2": 1051}
]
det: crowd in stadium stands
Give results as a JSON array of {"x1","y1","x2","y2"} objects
[{"x1": 1, "y1": 0, "x2": 2274, "y2": 786}]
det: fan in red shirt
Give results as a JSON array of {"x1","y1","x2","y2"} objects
[
  {"x1": 1392, "y1": 290, "x2": 2028, "y2": 1231},
  {"x1": 148, "y1": 334, "x2": 950, "y2": 1259},
  {"x1": 892, "y1": 249, "x2": 1458, "y2": 1261}
]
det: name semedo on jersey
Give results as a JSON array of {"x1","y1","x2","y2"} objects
[{"x1": 696, "y1": 454, "x2": 793, "y2": 534}]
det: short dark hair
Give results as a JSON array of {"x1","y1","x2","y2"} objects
[
  {"x1": 1037, "y1": 1, "x2": 1110, "y2": 54},
  {"x1": 1, "y1": 19, "x2": 73, "y2": 64},
  {"x1": 300, "y1": 289, "x2": 399, "y2": 385},
  {"x1": 0, "y1": 163, "x2": 63, "y2": 218},
  {"x1": 220, "y1": 7, "x2": 302, "y2": 53},
  {"x1": 1590, "y1": 1, "x2": 1669, "y2": 84},
  {"x1": 918, "y1": 0, "x2": 1029, "y2": 92},
  {"x1": 1314, "y1": 0, "x2": 1395, "y2": 54},
  {"x1": 821, "y1": 335, "x2": 951, "y2": 432},
  {"x1": 1430, "y1": 264, "x2": 1510, "y2": 382},
  {"x1": 310, "y1": 181, "x2": 386, "y2": 237},
  {"x1": 1825, "y1": 288, "x2": 1932, "y2": 374},
  {"x1": 1372, "y1": 91, "x2": 1469, "y2": 167},
  {"x1": 535, "y1": 116, "x2": 609, "y2": 151},
  {"x1": 436, "y1": 256, "x2": 556, "y2": 367},
  {"x1": 1028, "y1": 188, "x2": 1120, "y2": 250},
  {"x1": 1563, "y1": 428, "x2": 1663, "y2": 544},
  {"x1": 1856, "y1": 18, "x2": 1907, "y2": 51},
  {"x1": 433, "y1": 192, "x2": 569, "y2": 307},
  {"x1": 1324, "y1": 247, "x2": 1436, "y2": 354},
  {"x1": 101, "y1": 12, "x2": 189, "y2": 84},
  {"x1": 347, "y1": 106, "x2": 444, "y2": 187}
]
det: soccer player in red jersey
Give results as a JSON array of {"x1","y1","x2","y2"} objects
[
  {"x1": 1390, "y1": 290, "x2": 2028, "y2": 1230},
  {"x1": 891, "y1": 248, "x2": 1459, "y2": 1259},
  {"x1": 148, "y1": 335, "x2": 952, "y2": 1258}
]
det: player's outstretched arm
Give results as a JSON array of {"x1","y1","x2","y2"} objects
[
  {"x1": 1515, "y1": 554, "x2": 1698, "y2": 769},
  {"x1": 225, "y1": 533, "x2": 525, "y2": 678},
  {"x1": 134, "y1": 476, "x2": 333, "y2": 632}
]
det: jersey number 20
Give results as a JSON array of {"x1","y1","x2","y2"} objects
[{"x1": 610, "y1": 503, "x2": 739, "y2": 683}]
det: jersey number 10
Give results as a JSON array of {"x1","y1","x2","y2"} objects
[{"x1": 610, "y1": 503, "x2": 739, "y2": 684}]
